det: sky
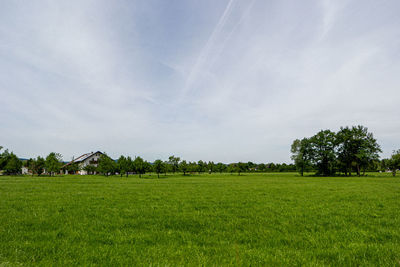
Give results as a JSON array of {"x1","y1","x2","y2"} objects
[{"x1": 1, "y1": 0, "x2": 399, "y2": 163}]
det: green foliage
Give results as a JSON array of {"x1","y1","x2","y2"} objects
[
  {"x1": 291, "y1": 138, "x2": 312, "y2": 176},
  {"x1": 97, "y1": 154, "x2": 116, "y2": 176},
  {"x1": 67, "y1": 162, "x2": 81, "y2": 174},
  {"x1": 215, "y1": 162, "x2": 226, "y2": 173},
  {"x1": 0, "y1": 147, "x2": 10, "y2": 170},
  {"x1": 179, "y1": 160, "x2": 188, "y2": 175},
  {"x1": 4, "y1": 152, "x2": 22, "y2": 175},
  {"x1": 309, "y1": 130, "x2": 337, "y2": 176},
  {"x1": 117, "y1": 155, "x2": 129, "y2": 177},
  {"x1": 83, "y1": 164, "x2": 97, "y2": 175},
  {"x1": 197, "y1": 160, "x2": 206, "y2": 174},
  {"x1": 292, "y1": 126, "x2": 382, "y2": 176},
  {"x1": 207, "y1": 161, "x2": 215, "y2": 174},
  {"x1": 337, "y1": 126, "x2": 381, "y2": 176},
  {"x1": 237, "y1": 162, "x2": 246, "y2": 175},
  {"x1": 45, "y1": 152, "x2": 63, "y2": 176},
  {"x1": 0, "y1": 173, "x2": 399, "y2": 265},
  {"x1": 133, "y1": 156, "x2": 145, "y2": 178},
  {"x1": 167, "y1": 156, "x2": 180, "y2": 173},
  {"x1": 386, "y1": 150, "x2": 400, "y2": 176},
  {"x1": 153, "y1": 159, "x2": 165, "y2": 178},
  {"x1": 30, "y1": 156, "x2": 45, "y2": 176}
]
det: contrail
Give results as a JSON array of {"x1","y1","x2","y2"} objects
[
  {"x1": 181, "y1": 0, "x2": 236, "y2": 97},
  {"x1": 209, "y1": 0, "x2": 257, "y2": 68}
]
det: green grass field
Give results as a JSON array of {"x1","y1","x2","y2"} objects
[{"x1": 1, "y1": 173, "x2": 400, "y2": 266}]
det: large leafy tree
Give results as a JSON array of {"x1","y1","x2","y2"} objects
[
  {"x1": 97, "y1": 154, "x2": 116, "y2": 177},
  {"x1": 291, "y1": 138, "x2": 312, "y2": 176},
  {"x1": 337, "y1": 126, "x2": 381, "y2": 176},
  {"x1": 309, "y1": 130, "x2": 337, "y2": 176},
  {"x1": 45, "y1": 152, "x2": 63, "y2": 176}
]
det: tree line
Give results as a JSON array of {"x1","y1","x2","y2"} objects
[
  {"x1": 0, "y1": 147, "x2": 63, "y2": 176},
  {"x1": 291, "y1": 125, "x2": 400, "y2": 176},
  {"x1": 69, "y1": 154, "x2": 299, "y2": 178},
  {"x1": 1, "y1": 147, "x2": 300, "y2": 176},
  {"x1": 2, "y1": 131, "x2": 400, "y2": 177}
]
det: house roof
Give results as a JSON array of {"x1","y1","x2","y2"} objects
[{"x1": 64, "y1": 151, "x2": 102, "y2": 167}]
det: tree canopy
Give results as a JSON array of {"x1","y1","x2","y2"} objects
[{"x1": 291, "y1": 126, "x2": 381, "y2": 176}]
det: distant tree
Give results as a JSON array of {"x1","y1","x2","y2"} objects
[
  {"x1": 0, "y1": 147, "x2": 10, "y2": 170},
  {"x1": 4, "y1": 152, "x2": 22, "y2": 175},
  {"x1": 117, "y1": 155, "x2": 129, "y2": 177},
  {"x1": 45, "y1": 152, "x2": 63, "y2": 176},
  {"x1": 83, "y1": 164, "x2": 96, "y2": 175},
  {"x1": 387, "y1": 150, "x2": 400, "y2": 176},
  {"x1": 126, "y1": 156, "x2": 134, "y2": 176},
  {"x1": 133, "y1": 156, "x2": 145, "y2": 178},
  {"x1": 26, "y1": 158, "x2": 34, "y2": 174},
  {"x1": 97, "y1": 154, "x2": 116, "y2": 177},
  {"x1": 144, "y1": 161, "x2": 153, "y2": 173},
  {"x1": 179, "y1": 160, "x2": 188, "y2": 175},
  {"x1": 153, "y1": 159, "x2": 165, "y2": 178},
  {"x1": 237, "y1": 162, "x2": 246, "y2": 175},
  {"x1": 247, "y1": 162, "x2": 255, "y2": 171},
  {"x1": 216, "y1": 162, "x2": 226, "y2": 173},
  {"x1": 31, "y1": 156, "x2": 45, "y2": 176},
  {"x1": 291, "y1": 138, "x2": 312, "y2": 176},
  {"x1": 207, "y1": 161, "x2": 215, "y2": 174},
  {"x1": 197, "y1": 160, "x2": 206, "y2": 174},
  {"x1": 168, "y1": 156, "x2": 180, "y2": 174},
  {"x1": 67, "y1": 162, "x2": 81, "y2": 174},
  {"x1": 227, "y1": 163, "x2": 235, "y2": 174},
  {"x1": 379, "y1": 159, "x2": 388, "y2": 172},
  {"x1": 188, "y1": 161, "x2": 197, "y2": 174},
  {"x1": 257, "y1": 163, "x2": 266, "y2": 172}
]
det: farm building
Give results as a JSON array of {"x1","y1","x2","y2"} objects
[{"x1": 63, "y1": 151, "x2": 103, "y2": 175}]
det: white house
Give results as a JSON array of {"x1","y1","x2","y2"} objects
[{"x1": 64, "y1": 151, "x2": 103, "y2": 175}]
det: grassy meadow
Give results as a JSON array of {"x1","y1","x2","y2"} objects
[{"x1": 1, "y1": 172, "x2": 400, "y2": 266}]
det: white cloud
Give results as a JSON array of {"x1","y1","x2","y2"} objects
[{"x1": 1, "y1": 0, "x2": 399, "y2": 162}]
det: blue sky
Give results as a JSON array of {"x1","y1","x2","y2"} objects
[{"x1": 1, "y1": 0, "x2": 399, "y2": 163}]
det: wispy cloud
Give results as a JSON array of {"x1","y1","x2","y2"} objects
[{"x1": 1, "y1": 0, "x2": 400, "y2": 162}]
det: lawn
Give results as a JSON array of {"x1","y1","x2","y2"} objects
[{"x1": 0, "y1": 173, "x2": 399, "y2": 266}]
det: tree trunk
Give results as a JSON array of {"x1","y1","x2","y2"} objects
[
  {"x1": 157, "y1": 173, "x2": 159, "y2": 178},
  {"x1": 356, "y1": 164, "x2": 360, "y2": 176}
]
